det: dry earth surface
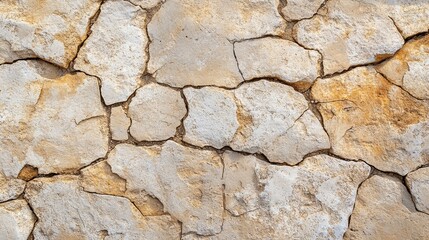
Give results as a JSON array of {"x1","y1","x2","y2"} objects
[{"x1": 1, "y1": 0, "x2": 429, "y2": 239}]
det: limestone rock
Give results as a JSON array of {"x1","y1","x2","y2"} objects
[
  {"x1": 129, "y1": 0, "x2": 162, "y2": 9},
  {"x1": 311, "y1": 66, "x2": 429, "y2": 175},
  {"x1": 75, "y1": 0, "x2": 148, "y2": 105},
  {"x1": 0, "y1": 200, "x2": 36, "y2": 240},
  {"x1": 107, "y1": 141, "x2": 224, "y2": 235},
  {"x1": 377, "y1": 34, "x2": 429, "y2": 100},
  {"x1": 0, "y1": 0, "x2": 101, "y2": 67},
  {"x1": 147, "y1": 0, "x2": 285, "y2": 87},
  {"x1": 80, "y1": 160, "x2": 164, "y2": 215},
  {"x1": 218, "y1": 152, "x2": 370, "y2": 239},
  {"x1": 110, "y1": 106, "x2": 130, "y2": 141},
  {"x1": 0, "y1": 176, "x2": 26, "y2": 202},
  {"x1": 234, "y1": 37, "x2": 321, "y2": 91},
  {"x1": 0, "y1": 60, "x2": 108, "y2": 177},
  {"x1": 345, "y1": 175, "x2": 429, "y2": 239},
  {"x1": 129, "y1": 83, "x2": 186, "y2": 141},
  {"x1": 281, "y1": 0, "x2": 325, "y2": 21},
  {"x1": 294, "y1": 0, "x2": 404, "y2": 75},
  {"x1": 184, "y1": 80, "x2": 330, "y2": 165},
  {"x1": 406, "y1": 167, "x2": 429, "y2": 214},
  {"x1": 25, "y1": 175, "x2": 181, "y2": 239},
  {"x1": 183, "y1": 87, "x2": 239, "y2": 149}
]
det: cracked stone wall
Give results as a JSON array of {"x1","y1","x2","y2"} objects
[{"x1": 1, "y1": 0, "x2": 429, "y2": 239}]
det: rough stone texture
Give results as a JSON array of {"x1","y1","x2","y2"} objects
[
  {"x1": 0, "y1": 0, "x2": 101, "y2": 67},
  {"x1": 215, "y1": 152, "x2": 370, "y2": 239},
  {"x1": 377, "y1": 34, "x2": 429, "y2": 100},
  {"x1": 184, "y1": 80, "x2": 330, "y2": 165},
  {"x1": 312, "y1": 66, "x2": 429, "y2": 175},
  {"x1": 25, "y1": 175, "x2": 181, "y2": 239},
  {"x1": 110, "y1": 106, "x2": 130, "y2": 141},
  {"x1": 129, "y1": 0, "x2": 162, "y2": 9},
  {"x1": 107, "y1": 141, "x2": 223, "y2": 236},
  {"x1": 0, "y1": 176, "x2": 26, "y2": 202},
  {"x1": 0, "y1": 60, "x2": 108, "y2": 177},
  {"x1": 129, "y1": 83, "x2": 186, "y2": 141},
  {"x1": 345, "y1": 175, "x2": 429, "y2": 239},
  {"x1": 147, "y1": 0, "x2": 286, "y2": 87},
  {"x1": 234, "y1": 37, "x2": 322, "y2": 91},
  {"x1": 0, "y1": 200, "x2": 36, "y2": 240},
  {"x1": 282, "y1": 0, "x2": 325, "y2": 21},
  {"x1": 75, "y1": 0, "x2": 148, "y2": 105},
  {"x1": 294, "y1": 0, "x2": 405, "y2": 75},
  {"x1": 406, "y1": 167, "x2": 429, "y2": 214}
]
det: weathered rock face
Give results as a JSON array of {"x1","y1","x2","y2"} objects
[
  {"x1": 110, "y1": 106, "x2": 130, "y2": 141},
  {"x1": 0, "y1": 200, "x2": 36, "y2": 240},
  {"x1": 25, "y1": 175, "x2": 181, "y2": 239},
  {"x1": 0, "y1": 0, "x2": 101, "y2": 67},
  {"x1": 0, "y1": 176, "x2": 26, "y2": 202},
  {"x1": 294, "y1": 0, "x2": 405, "y2": 75},
  {"x1": 129, "y1": 0, "x2": 162, "y2": 9},
  {"x1": 75, "y1": 0, "x2": 148, "y2": 105},
  {"x1": 311, "y1": 66, "x2": 429, "y2": 175},
  {"x1": 147, "y1": 0, "x2": 286, "y2": 88},
  {"x1": 215, "y1": 152, "x2": 370, "y2": 239},
  {"x1": 377, "y1": 34, "x2": 429, "y2": 100},
  {"x1": 129, "y1": 83, "x2": 186, "y2": 141},
  {"x1": 406, "y1": 167, "x2": 429, "y2": 214},
  {"x1": 345, "y1": 175, "x2": 429, "y2": 239},
  {"x1": 0, "y1": 60, "x2": 108, "y2": 177},
  {"x1": 184, "y1": 80, "x2": 330, "y2": 165},
  {"x1": 234, "y1": 37, "x2": 321, "y2": 91},
  {"x1": 281, "y1": 0, "x2": 325, "y2": 21},
  {"x1": 107, "y1": 141, "x2": 223, "y2": 236}
]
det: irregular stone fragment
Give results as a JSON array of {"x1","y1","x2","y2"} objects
[
  {"x1": 0, "y1": 200, "x2": 36, "y2": 240},
  {"x1": 0, "y1": 176, "x2": 26, "y2": 202},
  {"x1": 110, "y1": 106, "x2": 130, "y2": 141},
  {"x1": 148, "y1": 0, "x2": 285, "y2": 87},
  {"x1": 0, "y1": 60, "x2": 108, "y2": 177},
  {"x1": 377, "y1": 34, "x2": 429, "y2": 99},
  {"x1": 129, "y1": 83, "x2": 186, "y2": 141},
  {"x1": 281, "y1": 0, "x2": 325, "y2": 21},
  {"x1": 75, "y1": 0, "x2": 148, "y2": 105},
  {"x1": 25, "y1": 176, "x2": 181, "y2": 239},
  {"x1": 17, "y1": 165, "x2": 38, "y2": 181},
  {"x1": 359, "y1": 0, "x2": 429, "y2": 38},
  {"x1": 218, "y1": 152, "x2": 370, "y2": 239},
  {"x1": 184, "y1": 80, "x2": 329, "y2": 164},
  {"x1": 234, "y1": 37, "x2": 321, "y2": 91},
  {"x1": 345, "y1": 175, "x2": 429, "y2": 239},
  {"x1": 107, "y1": 141, "x2": 223, "y2": 235},
  {"x1": 406, "y1": 167, "x2": 429, "y2": 214},
  {"x1": 294, "y1": 0, "x2": 404, "y2": 74},
  {"x1": 0, "y1": 0, "x2": 101, "y2": 67},
  {"x1": 80, "y1": 160, "x2": 164, "y2": 215},
  {"x1": 129, "y1": 0, "x2": 162, "y2": 9},
  {"x1": 311, "y1": 66, "x2": 429, "y2": 175},
  {"x1": 183, "y1": 87, "x2": 239, "y2": 149}
]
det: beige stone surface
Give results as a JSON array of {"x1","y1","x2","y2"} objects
[
  {"x1": 75, "y1": 0, "x2": 148, "y2": 105},
  {"x1": 406, "y1": 167, "x2": 429, "y2": 214},
  {"x1": 234, "y1": 37, "x2": 321, "y2": 91},
  {"x1": 0, "y1": 200, "x2": 36, "y2": 240},
  {"x1": 282, "y1": 0, "x2": 325, "y2": 21},
  {"x1": 0, "y1": 0, "x2": 101, "y2": 67},
  {"x1": 184, "y1": 80, "x2": 330, "y2": 165},
  {"x1": 294, "y1": 0, "x2": 404, "y2": 75},
  {"x1": 147, "y1": 0, "x2": 285, "y2": 87},
  {"x1": 129, "y1": 83, "x2": 186, "y2": 141},
  {"x1": 129, "y1": 0, "x2": 162, "y2": 9},
  {"x1": 25, "y1": 175, "x2": 181, "y2": 239},
  {"x1": 345, "y1": 175, "x2": 429, "y2": 240},
  {"x1": 377, "y1": 34, "x2": 429, "y2": 100},
  {"x1": 209, "y1": 152, "x2": 370, "y2": 239},
  {"x1": 110, "y1": 106, "x2": 130, "y2": 141},
  {"x1": 0, "y1": 176, "x2": 26, "y2": 202},
  {"x1": 312, "y1": 66, "x2": 429, "y2": 175},
  {"x1": 107, "y1": 141, "x2": 223, "y2": 236},
  {"x1": 0, "y1": 60, "x2": 108, "y2": 177}
]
